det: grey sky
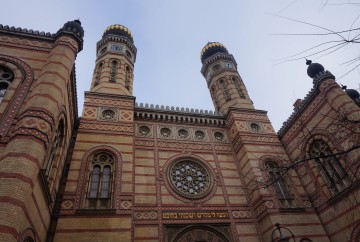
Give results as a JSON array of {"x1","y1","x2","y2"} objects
[{"x1": 2, "y1": 0, "x2": 359, "y2": 130}]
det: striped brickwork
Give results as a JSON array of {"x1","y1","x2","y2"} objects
[
  {"x1": 54, "y1": 93, "x2": 134, "y2": 241},
  {"x1": 0, "y1": 26, "x2": 80, "y2": 242},
  {"x1": 226, "y1": 108, "x2": 330, "y2": 241},
  {"x1": 279, "y1": 76, "x2": 360, "y2": 241}
]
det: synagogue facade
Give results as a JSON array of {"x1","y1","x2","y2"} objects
[{"x1": 0, "y1": 20, "x2": 360, "y2": 242}]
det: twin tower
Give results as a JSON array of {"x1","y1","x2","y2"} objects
[{"x1": 92, "y1": 24, "x2": 255, "y2": 112}]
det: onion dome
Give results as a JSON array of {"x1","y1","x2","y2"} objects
[
  {"x1": 306, "y1": 59, "x2": 325, "y2": 78},
  {"x1": 103, "y1": 24, "x2": 134, "y2": 43},
  {"x1": 345, "y1": 89, "x2": 360, "y2": 100},
  {"x1": 201, "y1": 42, "x2": 228, "y2": 63},
  {"x1": 62, "y1": 19, "x2": 84, "y2": 37}
]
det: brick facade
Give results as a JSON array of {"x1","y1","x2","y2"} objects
[{"x1": 0, "y1": 21, "x2": 359, "y2": 242}]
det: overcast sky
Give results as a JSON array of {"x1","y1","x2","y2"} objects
[{"x1": 2, "y1": 0, "x2": 359, "y2": 131}]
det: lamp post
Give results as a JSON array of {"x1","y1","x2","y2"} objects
[{"x1": 271, "y1": 223, "x2": 296, "y2": 242}]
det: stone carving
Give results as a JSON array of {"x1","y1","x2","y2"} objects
[
  {"x1": 160, "y1": 127, "x2": 172, "y2": 138},
  {"x1": 177, "y1": 128, "x2": 189, "y2": 139},
  {"x1": 138, "y1": 125, "x2": 150, "y2": 137},
  {"x1": 98, "y1": 107, "x2": 118, "y2": 121},
  {"x1": 194, "y1": 130, "x2": 205, "y2": 140},
  {"x1": 250, "y1": 123, "x2": 261, "y2": 133},
  {"x1": 102, "y1": 110, "x2": 115, "y2": 120},
  {"x1": 214, "y1": 131, "x2": 224, "y2": 141}
]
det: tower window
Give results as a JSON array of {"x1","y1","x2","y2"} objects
[
  {"x1": 211, "y1": 86, "x2": 219, "y2": 111},
  {"x1": 265, "y1": 161, "x2": 295, "y2": 208},
  {"x1": 220, "y1": 80, "x2": 231, "y2": 101},
  {"x1": 232, "y1": 77, "x2": 245, "y2": 98},
  {"x1": 0, "y1": 66, "x2": 14, "y2": 103},
  {"x1": 212, "y1": 64, "x2": 220, "y2": 72},
  {"x1": 42, "y1": 120, "x2": 65, "y2": 198},
  {"x1": 86, "y1": 152, "x2": 114, "y2": 208},
  {"x1": 109, "y1": 60, "x2": 118, "y2": 82},
  {"x1": 126, "y1": 50, "x2": 132, "y2": 59},
  {"x1": 94, "y1": 63, "x2": 103, "y2": 86},
  {"x1": 125, "y1": 66, "x2": 131, "y2": 90},
  {"x1": 309, "y1": 139, "x2": 349, "y2": 193}
]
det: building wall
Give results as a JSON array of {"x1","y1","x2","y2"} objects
[
  {"x1": 279, "y1": 74, "x2": 360, "y2": 242},
  {"x1": 0, "y1": 25, "x2": 81, "y2": 242}
]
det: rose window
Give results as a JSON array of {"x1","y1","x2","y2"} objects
[
  {"x1": 214, "y1": 132, "x2": 224, "y2": 141},
  {"x1": 250, "y1": 123, "x2": 260, "y2": 132},
  {"x1": 178, "y1": 129, "x2": 189, "y2": 138},
  {"x1": 194, "y1": 130, "x2": 205, "y2": 140},
  {"x1": 139, "y1": 125, "x2": 150, "y2": 136},
  {"x1": 102, "y1": 110, "x2": 115, "y2": 120},
  {"x1": 168, "y1": 159, "x2": 212, "y2": 199},
  {"x1": 160, "y1": 127, "x2": 171, "y2": 137}
]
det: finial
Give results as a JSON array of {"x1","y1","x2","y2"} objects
[
  {"x1": 305, "y1": 59, "x2": 312, "y2": 65},
  {"x1": 74, "y1": 19, "x2": 81, "y2": 25}
]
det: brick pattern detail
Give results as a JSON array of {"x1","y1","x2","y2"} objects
[{"x1": 83, "y1": 107, "x2": 97, "y2": 118}]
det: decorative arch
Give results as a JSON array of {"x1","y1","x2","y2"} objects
[
  {"x1": 93, "y1": 61, "x2": 104, "y2": 86},
  {"x1": 0, "y1": 55, "x2": 35, "y2": 140},
  {"x1": 17, "y1": 227, "x2": 36, "y2": 242},
  {"x1": 162, "y1": 153, "x2": 218, "y2": 204},
  {"x1": 75, "y1": 145, "x2": 123, "y2": 209},
  {"x1": 259, "y1": 155, "x2": 297, "y2": 208},
  {"x1": 172, "y1": 225, "x2": 230, "y2": 242},
  {"x1": 109, "y1": 59, "x2": 119, "y2": 82},
  {"x1": 219, "y1": 79, "x2": 230, "y2": 101}
]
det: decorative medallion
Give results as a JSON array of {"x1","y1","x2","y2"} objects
[
  {"x1": 213, "y1": 131, "x2": 224, "y2": 141},
  {"x1": 250, "y1": 123, "x2": 261, "y2": 133},
  {"x1": 194, "y1": 130, "x2": 205, "y2": 140},
  {"x1": 138, "y1": 125, "x2": 150, "y2": 137},
  {"x1": 178, "y1": 128, "x2": 189, "y2": 139},
  {"x1": 160, "y1": 127, "x2": 172, "y2": 138},
  {"x1": 102, "y1": 110, "x2": 115, "y2": 120},
  {"x1": 167, "y1": 158, "x2": 213, "y2": 199},
  {"x1": 98, "y1": 107, "x2": 118, "y2": 121}
]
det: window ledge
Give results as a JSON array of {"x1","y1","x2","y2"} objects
[
  {"x1": 38, "y1": 169, "x2": 52, "y2": 204},
  {"x1": 328, "y1": 179, "x2": 360, "y2": 205},
  {"x1": 279, "y1": 207, "x2": 306, "y2": 213},
  {"x1": 76, "y1": 208, "x2": 116, "y2": 215}
]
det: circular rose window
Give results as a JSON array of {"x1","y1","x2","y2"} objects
[{"x1": 167, "y1": 159, "x2": 213, "y2": 199}]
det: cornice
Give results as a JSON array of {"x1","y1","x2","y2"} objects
[
  {"x1": 201, "y1": 53, "x2": 237, "y2": 75},
  {"x1": 277, "y1": 71, "x2": 335, "y2": 137}
]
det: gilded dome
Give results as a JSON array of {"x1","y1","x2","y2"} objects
[
  {"x1": 200, "y1": 42, "x2": 228, "y2": 63},
  {"x1": 103, "y1": 24, "x2": 134, "y2": 43}
]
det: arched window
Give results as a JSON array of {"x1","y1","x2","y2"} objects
[
  {"x1": 22, "y1": 237, "x2": 35, "y2": 242},
  {"x1": 44, "y1": 120, "x2": 65, "y2": 193},
  {"x1": 125, "y1": 66, "x2": 131, "y2": 89},
  {"x1": 109, "y1": 60, "x2": 118, "y2": 82},
  {"x1": 86, "y1": 152, "x2": 114, "y2": 208},
  {"x1": 219, "y1": 79, "x2": 231, "y2": 101},
  {"x1": 0, "y1": 65, "x2": 14, "y2": 103},
  {"x1": 94, "y1": 62, "x2": 103, "y2": 86},
  {"x1": 232, "y1": 77, "x2": 245, "y2": 98},
  {"x1": 309, "y1": 139, "x2": 349, "y2": 193},
  {"x1": 265, "y1": 161, "x2": 295, "y2": 208},
  {"x1": 211, "y1": 86, "x2": 219, "y2": 111}
]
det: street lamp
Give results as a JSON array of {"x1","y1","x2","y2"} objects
[{"x1": 271, "y1": 223, "x2": 295, "y2": 242}]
